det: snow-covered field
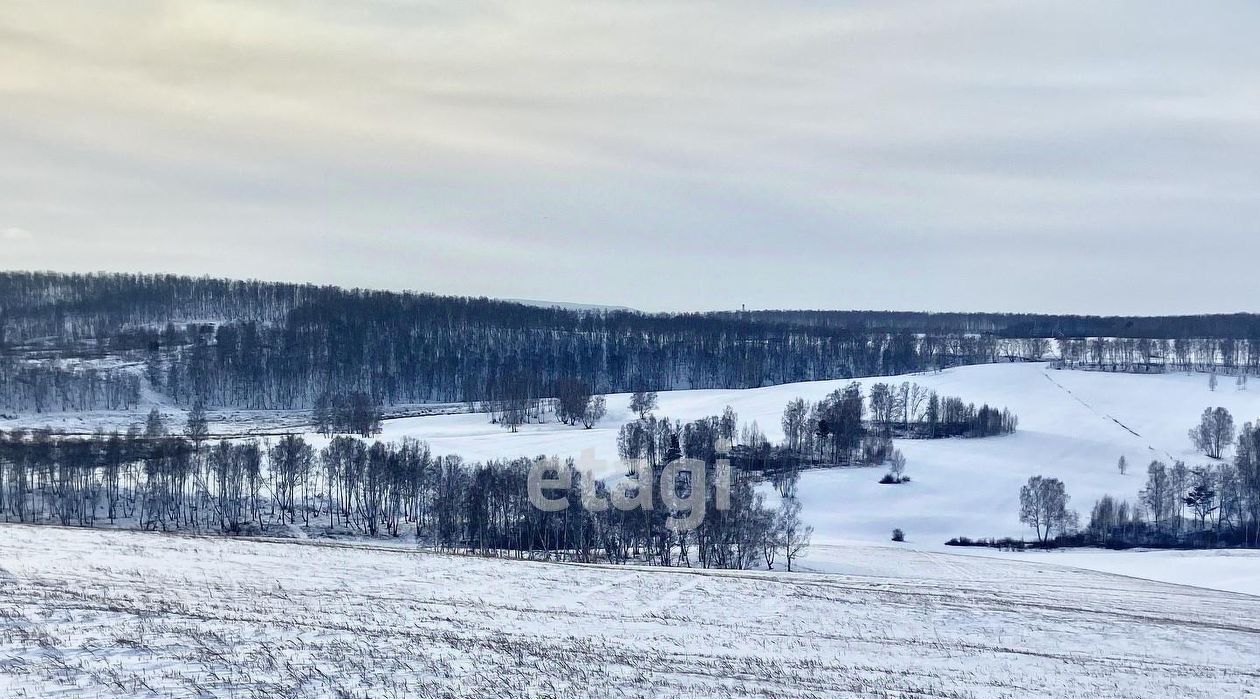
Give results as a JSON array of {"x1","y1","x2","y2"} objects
[{"x1": 1, "y1": 524, "x2": 1257, "y2": 698}]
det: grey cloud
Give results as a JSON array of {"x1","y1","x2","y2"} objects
[{"x1": 1, "y1": 1, "x2": 1258, "y2": 313}]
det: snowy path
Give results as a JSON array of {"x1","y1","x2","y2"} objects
[{"x1": 1040, "y1": 370, "x2": 1173, "y2": 460}]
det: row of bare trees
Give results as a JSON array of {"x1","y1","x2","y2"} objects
[
  {"x1": 0, "y1": 417, "x2": 808, "y2": 569},
  {"x1": 1057, "y1": 336, "x2": 1260, "y2": 373}
]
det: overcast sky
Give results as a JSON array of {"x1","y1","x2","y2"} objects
[{"x1": 2, "y1": 1, "x2": 1258, "y2": 314}]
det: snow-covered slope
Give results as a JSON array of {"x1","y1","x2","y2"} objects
[
  {"x1": 7, "y1": 362, "x2": 1258, "y2": 595},
  {"x1": 365, "y1": 363, "x2": 1253, "y2": 540},
  {"x1": 354, "y1": 363, "x2": 1260, "y2": 594},
  {"x1": 2, "y1": 525, "x2": 1256, "y2": 698}
]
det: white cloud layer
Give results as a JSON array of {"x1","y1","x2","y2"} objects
[{"x1": 1, "y1": 1, "x2": 1258, "y2": 312}]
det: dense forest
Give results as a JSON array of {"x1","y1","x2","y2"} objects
[
  {"x1": 0, "y1": 272, "x2": 996, "y2": 412},
  {"x1": 729, "y1": 309, "x2": 1260, "y2": 339},
  {"x1": 4, "y1": 272, "x2": 1260, "y2": 414}
]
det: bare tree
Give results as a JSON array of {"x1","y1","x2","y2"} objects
[
  {"x1": 629, "y1": 391, "x2": 658, "y2": 419},
  {"x1": 888, "y1": 449, "x2": 907, "y2": 482},
  {"x1": 776, "y1": 491, "x2": 812, "y2": 572},
  {"x1": 555, "y1": 379, "x2": 593, "y2": 426},
  {"x1": 1141, "y1": 461, "x2": 1174, "y2": 532},
  {"x1": 1189, "y1": 407, "x2": 1234, "y2": 459},
  {"x1": 1019, "y1": 475, "x2": 1072, "y2": 544},
  {"x1": 580, "y1": 395, "x2": 607, "y2": 429},
  {"x1": 184, "y1": 402, "x2": 209, "y2": 446},
  {"x1": 904, "y1": 383, "x2": 928, "y2": 432},
  {"x1": 868, "y1": 383, "x2": 894, "y2": 437},
  {"x1": 500, "y1": 399, "x2": 527, "y2": 432},
  {"x1": 1184, "y1": 468, "x2": 1217, "y2": 532},
  {"x1": 780, "y1": 398, "x2": 809, "y2": 454}
]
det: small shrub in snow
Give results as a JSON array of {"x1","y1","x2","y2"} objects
[{"x1": 891, "y1": 528, "x2": 905, "y2": 542}]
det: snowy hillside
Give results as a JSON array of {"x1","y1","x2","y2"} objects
[
  {"x1": 6, "y1": 362, "x2": 1259, "y2": 596},
  {"x1": 1, "y1": 525, "x2": 1256, "y2": 698},
  {"x1": 341, "y1": 362, "x2": 1260, "y2": 594},
  {"x1": 349, "y1": 363, "x2": 1253, "y2": 537}
]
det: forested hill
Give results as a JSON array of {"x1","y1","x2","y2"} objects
[
  {"x1": 720, "y1": 310, "x2": 1260, "y2": 339},
  {"x1": 1, "y1": 271, "x2": 1259, "y2": 412}
]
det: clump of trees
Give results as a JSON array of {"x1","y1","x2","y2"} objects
[
  {"x1": 1083, "y1": 455, "x2": 1258, "y2": 548},
  {"x1": 579, "y1": 396, "x2": 606, "y2": 428},
  {"x1": 774, "y1": 383, "x2": 869, "y2": 468},
  {"x1": 0, "y1": 427, "x2": 434, "y2": 536},
  {"x1": 492, "y1": 379, "x2": 607, "y2": 432},
  {"x1": 555, "y1": 379, "x2": 594, "y2": 426},
  {"x1": 614, "y1": 405, "x2": 810, "y2": 569},
  {"x1": 867, "y1": 381, "x2": 1017, "y2": 439},
  {"x1": 313, "y1": 392, "x2": 383, "y2": 437},
  {"x1": 776, "y1": 384, "x2": 1016, "y2": 474},
  {"x1": 616, "y1": 383, "x2": 1015, "y2": 483},
  {"x1": 1025, "y1": 407, "x2": 1260, "y2": 550},
  {"x1": 1189, "y1": 406, "x2": 1235, "y2": 459},
  {"x1": 621, "y1": 387, "x2": 879, "y2": 476}
]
